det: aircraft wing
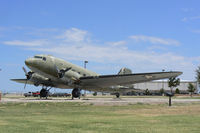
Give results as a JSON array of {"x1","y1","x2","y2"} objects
[
  {"x1": 11, "y1": 78, "x2": 54, "y2": 87},
  {"x1": 80, "y1": 71, "x2": 182, "y2": 89},
  {"x1": 11, "y1": 79, "x2": 35, "y2": 85}
]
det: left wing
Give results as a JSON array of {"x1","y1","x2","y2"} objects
[
  {"x1": 11, "y1": 79, "x2": 35, "y2": 85},
  {"x1": 79, "y1": 71, "x2": 182, "y2": 89},
  {"x1": 11, "y1": 78, "x2": 54, "y2": 87}
]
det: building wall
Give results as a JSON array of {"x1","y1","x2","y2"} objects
[{"x1": 134, "y1": 81, "x2": 198, "y2": 93}]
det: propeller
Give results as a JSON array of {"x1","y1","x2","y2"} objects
[{"x1": 22, "y1": 67, "x2": 33, "y2": 89}]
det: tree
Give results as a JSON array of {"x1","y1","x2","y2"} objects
[
  {"x1": 93, "y1": 92, "x2": 97, "y2": 96},
  {"x1": 188, "y1": 83, "x2": 196, "y2": 97},
  {"x1": 144, "y1": 89, "x2": 150, "y2": 95},
  {"x1": 195, "y1": 66, "x2": 200, "y2": 83},
  {"x1": 168, "y1": 77, "x2": 180, "y2": 93},
  {"x1": 160, "y1": 88, "x2": 165, "y2": 96},
  {"x1": 175, "y1": 88, "x2": 180, "y2": 94},
  {"x1": 195, "y1": 66, "x2": 200, "y2": 93},
  {"x1": 167, "y1": 77, "x2": 180, "y2": 106}
]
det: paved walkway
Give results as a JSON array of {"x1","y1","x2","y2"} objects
[{"x1": 1, "y1": 97, "x2": 200, "y2": 105}]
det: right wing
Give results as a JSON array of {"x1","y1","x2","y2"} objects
[{"x1": 80, "y1": 71, "x2": 182, "y2": 89}]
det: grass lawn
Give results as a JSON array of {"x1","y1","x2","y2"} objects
[{"x1": 0, "y1": 102, "x2": 200, "y2": 133}]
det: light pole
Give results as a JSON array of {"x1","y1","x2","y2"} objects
[
  {"x1": 84, "y1": 61, "x2": 88, "y2": 70},
  {"x1": 84, "y1": 61, "x2": 88, "y2": 96}
]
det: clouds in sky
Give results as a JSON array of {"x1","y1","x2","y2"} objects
[
  {"x1": 3, "y1": 39, "x2": 48, "y2": 47},
  {"x1": 2, "y1": 27, "x2": 198, "y2": 79},
  {"x1": 56, "y1": 28, "x2": 90, "y2": 43},
  {"x1": 182, "y1": 16, "x2": 200, "y2": 22},
  {"x1": 129, "y1": 35, "x2": 180, "y2": 46}
]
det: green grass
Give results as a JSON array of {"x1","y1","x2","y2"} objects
[{"x1": 0, "y1": 102, "x2": 200, "y2": 133}]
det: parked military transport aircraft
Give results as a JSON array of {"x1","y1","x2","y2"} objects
[{"x1": 11, "y1": 55, "x2": 182, "y2": 99}]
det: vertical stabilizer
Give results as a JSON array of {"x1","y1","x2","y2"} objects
[{"x1": 118, "y1": 68, "x2": 132, "y2": 75}]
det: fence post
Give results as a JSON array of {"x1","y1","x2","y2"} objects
[{"x1": 0, "y1": 91, "x2": 1, "y2": 102}]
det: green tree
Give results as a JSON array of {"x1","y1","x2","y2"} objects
[
  {"x1": 144, "y1": 89, "x2": 150, "y2": 95},
  {"x1": 93, "y1": 92, "x2": 97, "y2": 96},
  {"x1": 160, "y1": 88, "x2": 165, "y2": 96},
  {"x1": 195, "y1": 66, "x2": 200, "y2": 93},
  {"x1": 188, "y1": 83, "x2": 196, "y2": 97},
  {"x1": 195, "y1": 66, "x2": 200, "y2": 83},
  {"x1": 168, "y1": 77, "x2": 180, "y2": 93},
  {"x1": 175, "y1": 88, "x2": 180, "y2": 94},
  {"x1": 168, "y1": 77, "x2": 180, "y2": 106}
]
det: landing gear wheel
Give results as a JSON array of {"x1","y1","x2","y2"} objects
[
  {"x1": 72, "y1": 88, "x2": 81, "y2": 99},
  {"x1": 40, "y1": 88, "x2": 49, "y2": 99}
]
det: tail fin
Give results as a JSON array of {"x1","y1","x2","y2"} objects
[{"x1": 118, "y1": 68, "x2": 132, "y2": 75}]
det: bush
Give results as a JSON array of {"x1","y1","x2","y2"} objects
[
  {"x1": 93, "y1": 92, "x2": 97, "y2": 96},
  {"x1": 144, "y1": 89, "x2": 150, "y2": 95}
]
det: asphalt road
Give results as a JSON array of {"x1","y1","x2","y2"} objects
[{"x1": 1, "y1": 96, "x2": 200, "y2": 105}]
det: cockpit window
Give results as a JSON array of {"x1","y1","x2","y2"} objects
[
  {"x1": 34, "y1": 56, "x2": 46, "y2": 61},
  {"x1": 34, "y1": 56, "x2": 43, "y2": 59}
]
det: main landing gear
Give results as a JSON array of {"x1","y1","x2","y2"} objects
[
  {"x1": 72, "y1": 88, "x2": 81, "y2": 100},
  {"x1": 40, "y1": 86, "x2": 52, "y2": 99}
]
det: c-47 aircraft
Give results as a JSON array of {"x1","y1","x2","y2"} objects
[{"x1": 11, "y1": 54, "x2": 182, "y2": 99}]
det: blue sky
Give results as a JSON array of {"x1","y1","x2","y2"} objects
[{"x1": 1, "y1": 0, "x2": 200, "y2": 93}]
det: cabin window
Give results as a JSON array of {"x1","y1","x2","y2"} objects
[{"x1": 42, "y1": 57, "x2": 46, "y2": 61}]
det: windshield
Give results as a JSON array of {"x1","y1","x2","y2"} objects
[{"x1": 34, "y1": 56, "x2": 43, "y2": 59}]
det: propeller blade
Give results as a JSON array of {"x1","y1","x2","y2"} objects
[
  {"x1": 22, "y1": 67, "x2": 28, "y2": 75},
  {"x1": 24, "y1": 79, "x2": 27, "y2": 89},
  {"x1": 64, "y1": 67, "x2": 72, "y2": 72},
  {"x1": 60, "y1": 67, "x2": 72, "y2": 73}
]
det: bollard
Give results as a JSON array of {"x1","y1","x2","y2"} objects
[
  {"x1": 0, "y1": 91, "x2": 1, "y2": 101},
  {"x1": 166, "y1": 92, "x2": 174, "y2": 107}
]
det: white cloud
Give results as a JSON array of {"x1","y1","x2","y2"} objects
[
  {"x1": 192, "y1": 29, "x2": 200, "y2": 33},
  {"x1": 181, "y1": 17, "x2": 188, "y2": 22},
  {"x1": 191, "y1": 16, "x2": 200, "y2": 20},
  {"x1": 181, "y1": 16, "x2": 200, "y2": 22},
  {"x1": 3, "y1": 40, "x2": 48, "y2": 46},
  {"x1": 129, "y1": 35, "x2": 180, "y2": 46},
  {"x1": 106, "y1": 41, "x2": 126, "y2": 46},
  {"x1": 57, "y1": 28, "x2": 90, "y2": 43},
  {"x1": 181, "y1": 8, "x2": 194, "y2": 12}
]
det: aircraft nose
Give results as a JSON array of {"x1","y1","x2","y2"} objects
[{"x1": 25, "y1": 58, "x2": 34, "y2": 66}]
